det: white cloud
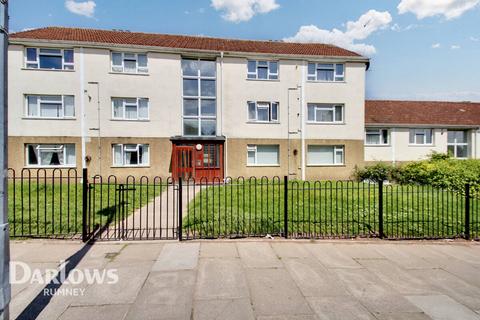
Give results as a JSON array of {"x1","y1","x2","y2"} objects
[
  {"x1": 211, "y1": 0, "x2": 279, "y2": 22},
  {"x1": 391, "y1": 23, "x2": 420, "y2": 32},
  {"x1": 398, "y1": 0, "x2": 479, "y2": 20},
  {"x1": 283, "y1": 10, "x2": 392, "y2": 57},
  {"x1": 451, "y1": 44, "x2": 461, "y2": 49},
  {"x1": 470, "y1": 36, "x2": 479, "y2": 41},
  {"x1": 432, "y1": 43, "x2": 441, "y2": 48},
  {"x1": 65, "y1": 0, "x2": 96, "y2": 18}
]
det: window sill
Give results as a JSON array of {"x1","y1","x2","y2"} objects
[
  {"x1": 246, "y1": 164, "x2": 280, "y2": 167},
  {"x1": 246, "y1": 121, "x2": 280, "y2": 125},
  {"x1": 408, "y1": 144, "x2": 435, "y2": 147},
  {"x1": 307, "y1": 164, "x2": 346, "y2": 167},
  {"x1": 109, "y1": 71, "x2": 150, "y2": 76},
  {"x1": 307, "y1": 122, "x2": 345, "y2": 125},
  {"x1": 22, "y1": 117, "x2": 77, "y2": 121},
  {"x1": 365, "y1": 144, "x2": 391, "y2": 147},
  {"x1": 306, "y1": 80, "x2": 346, "y2": 84},
  {"x1": 25, "y1": 165, "x2": 76, "y2": 169},
  {"x1": 246, "y1": 78, "x2": 280, "y2": 82},
  {"x1": 110, "y1": 119, "x2": 150, "y2": 122},
  {"x1": 21, "y1": 68, "x2": 75, "y2": 72},
  {"x1": 111, "y1": 165, "x2": 151, "y2": 168}
]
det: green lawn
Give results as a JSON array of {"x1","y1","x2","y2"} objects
[
  {"x1": 8, "y1": 181, "x2": 163, "y2": 238},
  {"x1": 183, "y1": 180, "x2": 479, "y2": 239}
]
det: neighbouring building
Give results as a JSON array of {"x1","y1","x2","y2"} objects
[{"x1": 7, "y1": 27, "x2": 480, "y2": 181}]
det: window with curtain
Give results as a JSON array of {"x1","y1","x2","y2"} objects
[
  {"x1": 182, "y1": 58, "x2": 217, "y2": 136},
  {"x1": 409, "y1": 129, "x2": 433, "y2": 145},
  {"x1": 112, "y1": 98, "x2": 149, "y2": 120},
  {"x1": 247, "y1": 101, "x2": 279, "y2": 122},
  {"x1": 26, "y1": 95, "x2": 75, "y2": 118},
  {"x1": 112, "y1": 144, "x2": 149, "y2": 166},
  {"x1": 307, "y1": 63, "x2": 344, "y2": 82},
  {"x1": 26, "y1": 144, "x2": 76, "y2": 167},
  {"x1": 307, "y1": 104, "x2": 343, "y2": 123},
  {"x1": 25, "y1": 48, "x2": 74, "y2": 70},
  {"x1": 247, "y1": 60, "x2": 279, "y2": 80},
  {"x1": 307, "y1": 145, "x2": 344, "y2": 165},
  {"x1": 365, "y1": 129, "x2": 389, "y2": 145},
  {"x1": 247, "y1": 145, "x2": 279, "y2": 165},
  {"x1": 111, "y1": 52, "x2": 148, "y2": 73},
  {"x1": 447, "y1": 130, "x2": 469, "y2": 158}
]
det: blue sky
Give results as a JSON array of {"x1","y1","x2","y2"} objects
[{"x1": 10, "y1": 0, "x2": 480, "y2": 102}]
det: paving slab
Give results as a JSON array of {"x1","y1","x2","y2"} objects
[
  {"x1": 373, "y1": 245, "x2": 432, "y2": 269},
  {"x1": 373, "y1": 312, "x2": 433, "y2": 320},
  {"x1": 283, "y1": 258, "x2": 348, "y2": 297},
  {"x1": 237, "y1": 242, "x2": 282, "y2": 268},
  {"x1": 429, "y1": 244, "x2": 480, "y2": 265},
  {"x1": 199, "y1": 242, "x2": 238, "y2": 258},
  {"x1": 112, "y1": 243, "x2": 164, "y2": 262},
  {"x1": 271, "y1": 242, "x2": 312, "y2": 258},
  {"x1": 151, "y1": 242, "x2": 200, "y2": 271},
  {"x1": 246, "y1": 267, "x2": 314, "y2": 317},
  {"x1": 11, "y1": 243, "x2": 82, "y2": 263},
  {"x1": 195, "y1": 258, "x2": 249, "y2": 300},
  {"x1": 334, "y1": 268, "x2": 421, "y2": 313},
  {"x1": 406, "y1": 295, "x2": 480, "y2": 320},
  {"x1": 193, "y1": 298, "x2": 255, "y2": 320},
  {"x1": 256, "y1": 315, "x2": 319, "y2": 320},
  {"x1": 306, "y1": 296, "x2": 376, "y2": 320},
  {"x1": 58, "y1": 304, "x2": 131, "y2": 320},
  {"x1": 335, "y1": 244, "x2": 386, "y2": 260},
  {"x1": 306, "y1": 243, "x2": 362, "y2": 269}
]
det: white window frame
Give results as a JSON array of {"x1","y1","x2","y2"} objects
[
  {"x1": 25, "y1": 48, "x2": 74, "y2": 70},
  {"x1": 307, "y1": 63, "x2": 344, "y2": 82},
  {"x1": 247, "y1": 60, "x2": 279, "y2": 80},
  {"x1": 25, "y1": 144, "x2": 76, "y2": 168},
  {"x1": 112, "y1": 144, "x2": 150, "y2": 167},
  {"x1": 111, "y1": 97, "x2": 149, "y2": 120},
  {"x1": 409, "y1": 129, "x2": 433, "y2": 145},
  {"x1": 365, "y1": 128, "x2": 389, "y2": 145},
  {"x1": 247, "y1": 101, "x2": 279, "y2": 123},
  {"x1": 247, "y1": 145, "x2": 280, "y2": 166},
  {"x1": 447, "y1": 130, "x2": 469, "y2": 159},
  {"x1": 307, "y1": 104, "x2": 344, "y2": 124},
  {"x1": 182, "y1": 58, "x2": 217, "y2": 137},
  {"x1": 25, "y1": 95, "x2": 75, "y2": 119},
  {"x1": 111, "y1": 52, "x2": 148, "y2": 74},
  {"x1": 307, "y1": 145, "x2": 345, "y2": 166}
]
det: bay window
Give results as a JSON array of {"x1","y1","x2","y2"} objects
[
  {"x1": 307, "y1": 63, "x2": 344, "y2": 82},
  {"x1": 365, "y1": 129, "x2": 389, "y2": 145},
  {"x1": 26, "y1": 144, "x2": 76, "y2": 167},
  {"x1": 307, "y1": 145, "x2": 344, "y2": 165},
  {"x1": 26, "y1": 95, "x2": 75, "y2": 118},
  {"x1": 409, "y1": 129, "x2": 433, "y2": 145},
  {"x1": 247, "y1": 145, "x2": 279, "y2": 166},
  {"x1": 247, "y1": 60, "x2": 279, "y2": 80},
  {"x1": 307, "y1": 104, "x2": 343, "y2": 123},
  {"x1": 25, "y1": 48, "x2": 74, "y2": 70},
  {"x1": 112, "y1": 144, "x2": 149, "y2": 167},
  {"x1": 111, "y1": 52, "x2": 148, "y2": 73},
  {"x1": 247, "y1": 101, "x2": 278, "y2": 122},
  {"x1": 447, "y1": 130, "x2": 469, "y2": 158},
  {"x1": 112, "y1": 98, "x2": 149, "y2": 120}
]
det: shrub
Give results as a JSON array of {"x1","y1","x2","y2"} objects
[{"x1": 354, "y1": 163, "x2": 397, "y2": 182}]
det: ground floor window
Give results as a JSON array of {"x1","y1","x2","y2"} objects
[
  {"x1": 247, "y1": 145, "x2": 279, "y2": 166},
  {"x1": 26, "y1": 144, "x2": 76, "y2": 167},
  {"x1": 112, "y1": 144, "x2": 149, "y2": 166},
  {"x1": 447, "y1": 130, "x2": 469, "y2": 158},
  {"x1": 365, "y1": 128, "x2": 389, "y2": 145},
  {"x1": 307, "y1": 145, "x2": 344, "y2": 165},
  {"x1": 409, "y1": 129, "x2": 433, "y2": 145}
]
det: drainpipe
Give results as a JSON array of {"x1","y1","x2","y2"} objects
[
  {"x1": 0, "y1": 2, "x2": 10, "y2": 320},
  {"x1": 392, "y1": 128, "x2": 396, "y2": 165},
  {"x1": 300, "y1": 61, "x2": 306, "y2": 180},
  {"x1": 220, "y1": 51, "x2": 227, "y2": 178},
  {"x1": 80, "y1": 48, "x2": 87, "y2": 170}
]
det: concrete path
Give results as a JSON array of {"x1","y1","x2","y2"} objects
[
  {"x1": 101, "y1": 184, "x2": 201, "y2": 240},
  {"x1": 9, "y1": 239, "x2": 480, "y2": 320}
]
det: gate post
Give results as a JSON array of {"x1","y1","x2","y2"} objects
[
  {"x1": 82, "y1": 168, "x2": 88, "y2": 242},
  {"x1": 465, "y1": 184, "x2": 470, "y2": 240},
  {"x1": 178, "y1": 178, "x2": 183, "y2": 241},
  {"x1": 378, "y1": 180, "x2": 384, "y2": 239},
  {"x1": 284, "y1": 176, "x2": 288, "y2": 239}
]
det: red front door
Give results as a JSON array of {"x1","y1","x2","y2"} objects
[{"x1": 172, "y1": 143, "x2": 224, "y2": 182}]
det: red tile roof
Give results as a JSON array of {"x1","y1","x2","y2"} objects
[
  {"x1": 10, "y1": 27, "x2": 364, "y2": 58},
  {"x1": 366, "y1": 100, "x2": 480, "y2": 126}
]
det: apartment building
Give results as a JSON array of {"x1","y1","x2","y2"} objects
[
  {"x1": 365, "y1": 100, "x2": 480, "y2": 163},
  {"x1": 8, "y1": 27, "x2": 368, "y2": 180}
]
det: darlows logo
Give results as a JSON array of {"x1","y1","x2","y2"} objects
[{"x1": 10, "y1": 260, "x2": 119, "y2": 285}]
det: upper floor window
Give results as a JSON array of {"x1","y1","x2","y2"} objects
[
  {"x1": 112, "y1": 97, "x2": 149, "y2": 120},
  {"x1": 409, "y1": 129, "x2": 433, "y2": 145},
  {"x1": 25, "y1": 48, "x2": 74, "y2": 70},
  {"x1": 182, "y1": 58, "x2": 217, "y2": 136},
  {"x1": 112, "y1": 144, "x2": 149, "y2": 167},
  {"x1": 26, "y1": 95, "x2": 74, "y2": 119},
  {"x1": 111, "y1": 52, "x2": 148, "y2": 73},
  {"x1": 26, "y1": 144, "x2": 76, "y2": 167},
  {"x1": 307, "y1": 104, "x2": 343, "y2": 123},
  {"x1": 365, "y1": 129, "x2": 389, "y2": 145},
  {"x1": 247, "y1": 101, "x2": 278, "y2": 123},
  {"x1": 247, "y1": 60, "x2": 278, "y2": 80},
  {"x1": 447, "y1": 130, "x2": 469, "y2": 158},
  {"x1": 307, "y1": 63, "x2": 344, "y2": 82}
]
